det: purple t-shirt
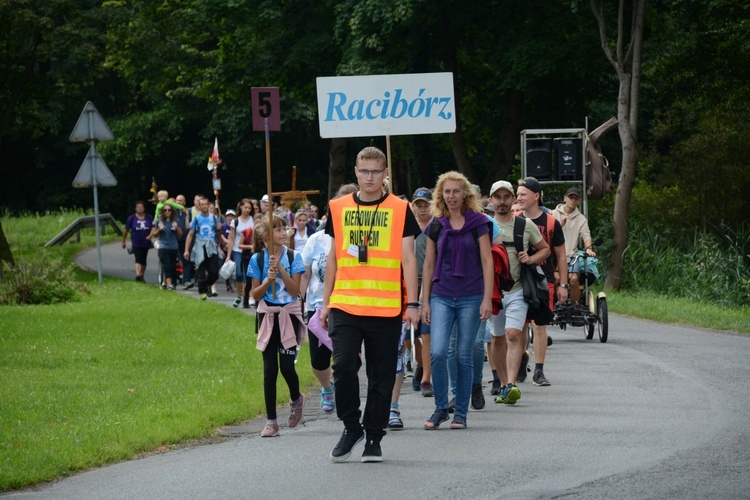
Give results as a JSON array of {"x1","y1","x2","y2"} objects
[
  {"x1": 125, "y1": 214, "x2": 153, "y2": 249},
  {"x1": 427, "y1": 215, "x2": 490, "y2": 298}
]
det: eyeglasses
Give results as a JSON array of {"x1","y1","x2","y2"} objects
[{"x1": 357, "y1": 168, "x2": 386, "y2": 177}]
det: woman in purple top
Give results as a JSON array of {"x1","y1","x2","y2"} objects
[
  {"x1": 121, "y1": 200, "x2": 154, "y2": 282},
  {"x1": 420, "y1": 171, "x2": 493, "y2": 430}
]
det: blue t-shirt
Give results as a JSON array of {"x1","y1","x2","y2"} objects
[
  {"x1": 155, "y1": 217, "x2": 179, "y2": 250},
  {"x1": 247, "y1": 246, "x2": 305, "y2": 305},
  {"x1": 190, "y1": 213, "x2": 219, "y2": 241}
]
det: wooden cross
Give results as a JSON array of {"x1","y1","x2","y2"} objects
[{"x1": 271, "y1": 165, "x2": 320, "y2": 209}]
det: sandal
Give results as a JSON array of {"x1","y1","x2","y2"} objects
[
  {"x1": 423, "y1": 409, "x2": 449, "y2": 430},
  {"x1": 387, "y1": 409, "x2": 404, "y2": 429},
  {"x1": 450, "y1": 414, "x2": 467, "y2": 429}
]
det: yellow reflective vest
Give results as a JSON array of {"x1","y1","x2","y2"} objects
[{"x1": 328, "y1": 193, "x2": 407, "y2": 317}]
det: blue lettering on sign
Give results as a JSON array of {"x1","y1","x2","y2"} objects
[{"x1": 324, "y1": 89, "x2": 453, "y2": 122}]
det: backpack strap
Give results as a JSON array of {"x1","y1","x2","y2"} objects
[
  {"x1": 254, "y1": 248, "x2": 295, "y2": 283},
  {"x1": 428, "y1": 218, "x2": 441, "y2": 242},
  {"x1": 513, "y1": 216, "x2": 526, "y2": 254}
]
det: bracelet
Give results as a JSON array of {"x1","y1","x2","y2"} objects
[{"x1": 406, "y1": 302, "x2": 421, "y2": 308}]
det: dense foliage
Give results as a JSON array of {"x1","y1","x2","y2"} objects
[{"x1": 1, "y1": 0, "x2": 749, "y2": 298}]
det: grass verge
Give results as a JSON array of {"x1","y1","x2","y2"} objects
[
  {"x1": 606, "y1": 290, "x2": 750, "y2": 334},
  {"x1": 0, "y1": 212, "x2": 315, "y2": 492}
]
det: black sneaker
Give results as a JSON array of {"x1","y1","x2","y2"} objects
[
  {"x1": 412, "y1": 365, "x2": 423, "y2": 391},
  {"x1": 182, "y1": 282, "x2": 194, "y2": 290},
  {"x1": 330, "y1": 425, "x2": 364, "y2": 462},
  {"x1": 517, "y1": 351, "x2": 530, "y2": 383},
  {"x1": 447, "y1": 397, "x2": 455, "y2": 414},
  {"x1": 533, "y1": 370, "x2": 551, "y2": 386},
  {"x1": 490, "y1": 379, "x2": 502, "y2": 395},
  {"x1": 471, "y1": 383, "x2": 485, "y2": 410},
  {"x1": 361, "y1": 439, "x2": 383, "y2": 463}
]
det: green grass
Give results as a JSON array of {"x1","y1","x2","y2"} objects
[
  {"x1": 606, "y1": 290, "x2": 750, "y2": 334},
  {"x1": 0, "y1": 212, "x2": 316, "y2": 491}
]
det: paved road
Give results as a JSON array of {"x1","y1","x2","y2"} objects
[{"x1": 6, "y1": 244, "x2": 750, "y2": 499}]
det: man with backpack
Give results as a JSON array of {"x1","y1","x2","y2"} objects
[
  {"x1": 517, "y1": 177, "x2": 569, "y2": 386},
  {"x1": 183, "y1": 197, "x2": 223, "y2": 301},
  {"x1": 487, "y1": 181, "x2": 549, "y2": 405}
]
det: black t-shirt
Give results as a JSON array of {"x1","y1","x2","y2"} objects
[
  {"x1": 524, "y1": 211, "x2": 565, "y2": 281},
  {"x1": 324, "y1": 191, "x2": 421, "y2": 241}
]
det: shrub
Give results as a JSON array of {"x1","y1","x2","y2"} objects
[
  {"x1": 621, "y1": 223, "x2": 750, "y2": 307},
  {"x1": 0, "y1": 257, "x2": 89, "y2": 305}
]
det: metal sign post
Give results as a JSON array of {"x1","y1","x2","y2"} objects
[{"x1": 70, "y1": 101, "x2": 116, "y2": 284}]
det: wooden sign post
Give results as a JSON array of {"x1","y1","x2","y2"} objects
[{"x1": 252, "y1": 87, "x2": 281, "y2": 298}]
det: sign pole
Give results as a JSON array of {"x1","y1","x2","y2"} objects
[
  {"x1": 87, "y1": 110, "x2": 103, "y2": 285},
  {"x1": 264, "y1": 118, "x2": 276, "y2": 299},
  {"x1": 69, "y1": 101, "x2": 116, "y2": 286},
  {"x1": 385, "y1": 135, "x2": 394, "y2": 193}
]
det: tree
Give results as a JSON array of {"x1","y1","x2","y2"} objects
[{"x1": 590, "y1": 0, "x2": 646, "y2": 291}]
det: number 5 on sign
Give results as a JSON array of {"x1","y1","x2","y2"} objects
[{"x1": 251, "y1": 87, "x2": 281, "y2": 132}]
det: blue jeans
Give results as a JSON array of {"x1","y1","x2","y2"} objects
[
  {"x1": 430, "y1": 294, "x2": 483, "y2": 418},
  {"x1": 449, "y1": 320, "x2": 488, "y2": 395}
]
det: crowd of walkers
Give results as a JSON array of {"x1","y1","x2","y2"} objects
[{"x1": 121, "y1": 147, "x2": 594, "y2": 463}]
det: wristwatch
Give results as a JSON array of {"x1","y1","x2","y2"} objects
[{"x1": 559, "y1": 284, "x2": 570, "y2": 289}]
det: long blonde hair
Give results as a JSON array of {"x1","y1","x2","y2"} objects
[{"x1": 431, "y1": 171, "x2": 482, "y2": 217}]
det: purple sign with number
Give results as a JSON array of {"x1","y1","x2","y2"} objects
[{"x1": 251, "y1": 87, "x2": 281, "y2": 132}]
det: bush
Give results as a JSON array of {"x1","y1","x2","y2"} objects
[
  {"x1": 0, "y1": 257, "x2": 89, "y2": 305},
  {"x1": 621, "y1": 223, "x2": 750, "y2": 307}
]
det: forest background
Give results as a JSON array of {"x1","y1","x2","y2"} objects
[{"x1": 1, "y1": 0, "x2": 749, "y2": 301}]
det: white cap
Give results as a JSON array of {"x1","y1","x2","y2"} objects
[
  {"x1": 260, "y1": 194, "x2": 269, "y2": 202},
  {"x1": 489, "y1": 180, "x2": 514, "y2": 197},
  {"x1": 225, "y1": 209, "x2": 236, "y2": 216}
]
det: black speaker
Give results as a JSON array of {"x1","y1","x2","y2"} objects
[
  {"x1": 525, "y1": 139, "x2": 552, "y2": 180},
  {"x1": 554, "y1": 138, "x2": 582, "y2": 181}
]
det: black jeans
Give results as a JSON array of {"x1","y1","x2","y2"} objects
[
  {"x1": 196, "y1": 250, "x2": 219, "y2": 295},
  {"x1": 329, "y1": 309, "x2": 401, "y2": 440},
  {"x1": 258, "y1": 311, "x2": 301, "y2": 420},
  {"x1": 157, "y1": 248, "x2": 178, "y2": 283}
]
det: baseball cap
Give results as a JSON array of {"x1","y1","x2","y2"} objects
[
  {"x1": 489, "y1": 180, "x2": 514, "y2": 197},
  {"x1": 484, "y1": 202, "x2": 495, "y2": 214},
  {"x1": 225, "y1": 209, "x2": 236, "y2": 216},
  {"x1": 518, "y1": 177, "x2": 543, "y2": 194},
  {"x1": 260, "y1": 194, "x2": 269, "y2": 202},
  {"x1": 565, "y1": 187, "x2": 581, "y2": 198},
  {"x1": 412, "y1": 187, "x2": 432, "y2": 203}
]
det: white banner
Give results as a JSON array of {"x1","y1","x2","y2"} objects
[{"x1": 316, "y1": 72, "x2": 456, "y2": 138}]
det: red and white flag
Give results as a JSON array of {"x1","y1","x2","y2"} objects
[{"x1": 206, "y1": 137, "x2": 221, "y2": 171}]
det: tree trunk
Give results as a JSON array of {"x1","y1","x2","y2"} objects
[
  {"x1": 443, "y1": 28, "x2": 477, "y2": 183},
  {"x1": 591, "y1": 0, "x2": 646, "y2": 292},
  {"x1": 327, "y1": 138, "x2": 347, "y2": 199},
  {"x1": 483, "y1": 88, "x2": 524, "y2": 191},
  {"x1": 0, "y1": 220, "x2": 14, "y2": 280}
]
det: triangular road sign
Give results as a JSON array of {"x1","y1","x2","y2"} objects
[
  {"x1": 70, "y1": 101, "x2": 114, "y2": 142},
  {"x1": 73, "y1": 145, "x2": 117, "y2": 188}
]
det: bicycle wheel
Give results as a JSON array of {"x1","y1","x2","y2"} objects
[{"x1": 597, "y1": 297, "x2": 608, "y2": 343}]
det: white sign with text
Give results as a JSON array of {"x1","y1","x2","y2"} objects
[{"x1": 316, "y1": 72, "x2": 456, "y2": 138}]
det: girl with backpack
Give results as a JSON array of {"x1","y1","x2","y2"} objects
[{"x1": 248, "y1": 214, "x2": 306, "y2": 438}]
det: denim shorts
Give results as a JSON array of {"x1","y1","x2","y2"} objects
[{"x1": 489, "y1": 288, "x2": 528, "y2": 335}]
